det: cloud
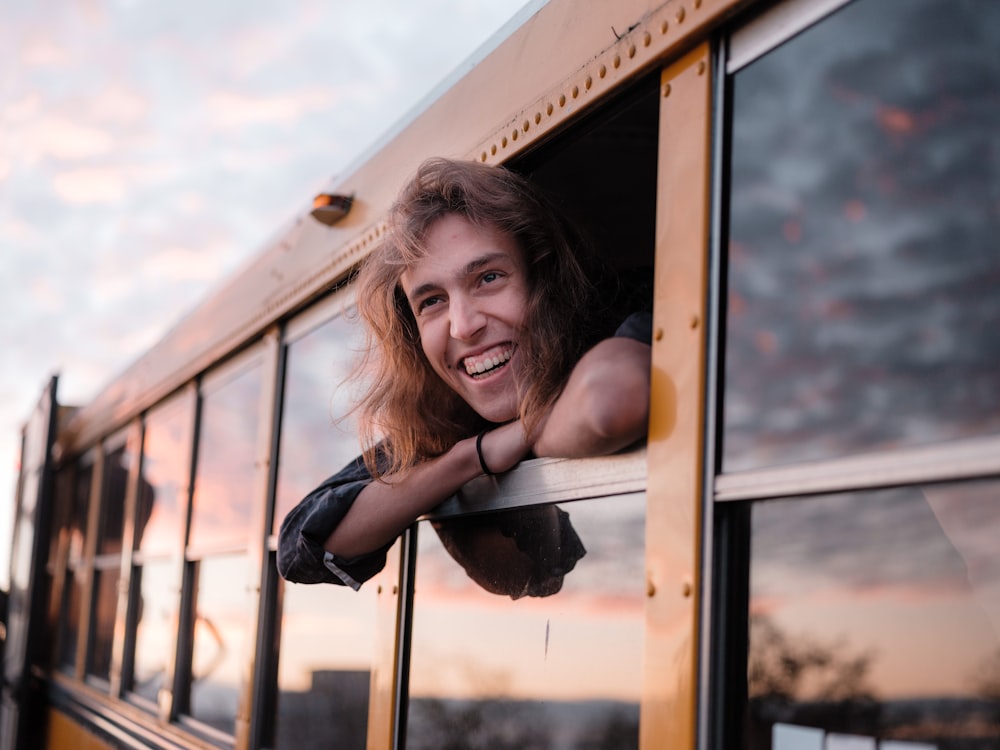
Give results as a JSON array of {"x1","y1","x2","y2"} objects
[
  {"x1": 88, "y1": 85, "x2": 148, "y2": 124},
  {"x1": 28, "y1": 117, "x2": 117, "y2": 161},
  {"x1": 203, "y1": 88, "x2": 334, "y2": 130},
  {"x1": 20, "y1": 34, "x2": 71, "y2": 66},
  {"x1": 51, "y1": 166, "x2": 128, "y2": 204},
  {"x1": 141, "y1": 245, "x2": 234, "y2": 282}
]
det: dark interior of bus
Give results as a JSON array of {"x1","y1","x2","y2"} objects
[{"x1": 511, "y1": 73, "x2": 660, "y2": 321}]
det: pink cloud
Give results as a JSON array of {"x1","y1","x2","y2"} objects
[
  {"x1": 30, "y1": 117, "x2": 116, "y2": 160},
  {"x1": 51, "y1": 166, "x2": 127, "y2": 204},
  {"x1": 204, "y1": 88, "x2": 333, "y2": 129}
]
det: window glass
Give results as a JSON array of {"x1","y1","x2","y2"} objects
[
  {"x1": 190, "y1": 361, "x2": 262, "y2": 549},
  {"x1": 274, "y1": 574, "x2": 380, "y2": 749},
  {"x1": 724, "y1": 0, "x2": 1000, "y2": 471},
  {"x1": 129, "y1": 559, "x2": 181, "y2": 705},
  {"x1": 68, "y1": 462, "x2": 92, "y2": 562},
  {"x1": 57, "y1": 569, "x2": 83, "y2": 673},
  {"x1": 98, "y1": 444, "x2": 128, "y2": 555},
  {"x1": 406, "y1": 495, "x2": 645, "y2": 750},
  {"x1": 87, "y1": 567, "x2": 120, "y2": 682},
  {"x1": 137, "y1": 392, "x2": 194, "y2": 555},
  {"x1": 273, "y1": 313, "x2": 362, "y2": 534},
  {"x1": 186, "y1": 553, "x2": 255, "y2": 735},
  {"x1": 745, "y1": 480, "x2": 1000, "y2": 747}
]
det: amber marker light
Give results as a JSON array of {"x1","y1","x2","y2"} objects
[{"x1": 310, "y1": 193, "x2": 354, "y2": 226}]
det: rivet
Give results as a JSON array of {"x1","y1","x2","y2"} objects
[
  {"x1": 599, "y1": 64, "x2": 607, "y2": 78},
  {"x1": 661, "y1": 20, "x2": 669, "y2": 34},
  {"x1": 654, "y1": 327, "x2": 664, "y2": 341},
  {"x1": 697, "y1": 60, "x2": 706, "y2": 75},
  {"x1": 523, "y1": 119, "x2": 530, "y2": 132},
  {"x1": 662, "y1": 83, "x2": 672, "y2": 98},
  {"x1": 613, "y1": 54, "x2": 621, "y2": 69},
  {"x1": 628, "y1": 44, "x2": 636, "y2": 59},
  {"x1": 377, "y1": 584, "x2": 383, "y2": 594},
  {"x1": 481, "y1": 152, "x2": 487, "y2": 162},
  {"x1": 584, "y1": 75, "x2": 592, "y2": 90},
  {"x1": 646, "y1": 576, "x2": 656, "y2": 598},
  {"x1": 559, "y1": 93, "x2": 566, "y2": 107},
  {"x1": 501, "y1": 136, "x2": 508, "y2": 147},
  {"x1": 546, "y1": 102, "x2": 554, "y2": 115},
  {"x1": 511, "y1": 129, "x2": 518, "y2": 141},
  {"x1": 392, "y1": 585, "x2": 398, "y2": 595},
  {"x1": 491, "y1": 144, "x2": 497, "y2": 155},
  {"x1": 643, "y1": 31, "x2": 652, "y2": 47},
  {"x1": 691, "y1": 316, "x2": 700, "y2": 329},
  {"x1": 695, "y1": 0, "x2": 702, "y2": 7},
  {"x1": 676, "y1": 7, "x2": 686, "y2": 23},
  {"x1": 534, "y1": 112, "x2": 541, "y2": 124},
  {"x1": 571, "y1": 85, "x2": 579, "y2": 98},
  {"x1": 682, "y1": 579, "x2": 693, "y2": 598}
]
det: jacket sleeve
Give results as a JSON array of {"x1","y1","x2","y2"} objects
[
  {"x1": 614, "y1": 311, "x2": 653, "y2": 343},
  {"x1": 276, "y1": 454, "x2": 393, "y2": 589}
]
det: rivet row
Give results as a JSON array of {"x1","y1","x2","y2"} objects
[{"x1": 476, "y1": 2, "x2": 698, "y2": 162}]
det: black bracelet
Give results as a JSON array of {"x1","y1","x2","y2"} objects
[{"x1": 476, "y1": 429, "x2": 497, "y2": 476}]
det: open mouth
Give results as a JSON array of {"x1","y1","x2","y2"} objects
[{"x1": 462, "y1": 345, "x2": 513, "y2": 379}]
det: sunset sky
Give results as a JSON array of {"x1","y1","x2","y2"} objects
[{"x1": 0, "y1": 0, "x2": 535, "y2": 584}]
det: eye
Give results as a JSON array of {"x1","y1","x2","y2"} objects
[
  {"x1": 481, "y1": 271, "x2": 502, "y2": 284},
  {"x1": 416, "y1": 294, "x2": 443, "y2": 313}
]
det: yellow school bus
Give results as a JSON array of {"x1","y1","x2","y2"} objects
[{"x1": 7, "y1": 0, "x2": 1000, "y2": 748}]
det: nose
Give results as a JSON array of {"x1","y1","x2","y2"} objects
[{"x1": 449, "y1": 296, "x2": 487, "y2": 340}]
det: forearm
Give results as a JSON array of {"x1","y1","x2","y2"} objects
[
  {"x1": 325, "y1": 420, "x2": 529, "y2": 558},
  {"x1": 533, "y1": 337, "x2": 651, "y2": 458}
]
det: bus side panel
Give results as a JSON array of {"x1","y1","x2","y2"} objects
[
  {"x1": 45, "y1": 709, "x2": 115, "y2": 750},
  {"x1": 643, "y1": 41, "x2": 713, "y2": 750}
]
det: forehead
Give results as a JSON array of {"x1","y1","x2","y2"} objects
[{"x1": 399, "y1": 214, "x2": 525, "y2": 291}]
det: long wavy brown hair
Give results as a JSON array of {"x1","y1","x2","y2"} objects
[{"x1": 353, "y1": 157, "x2": 610, "y2": 477}]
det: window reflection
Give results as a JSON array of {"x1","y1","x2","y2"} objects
[
  {"x1": 274, "y1": 311, "x2": 373, "y2": 749},
  {"x1": 274, "y1": 575, "x2": 379, "y2": 749},
  {"x1": 124, "y1": 393, "x2": 191, "y2": 711},
  {"x1": 724, "y1": 0, "x2": 1000, "y2": 471},
  {"x1": 137, "y1": 394, "x2": 193, "y2": 555},
  {"x1": 746, "y1": 480, "x2": 1000, "y2": 748},
  {"x1": 187, "y1": 553, "x2": 254, "y2": 734},
  {"x1": 129, "y1": 560, "x2": 181, "y2": 705},
  {"x1": 56, "y1": 460, "x2": 91, "y2": 672},
  {"x1": 87, "y1": 567, "x2": 119, "y2": 682},
  {"x1": 88, "y1": 442, "x2": 130, "y2": 683},
  {"x1": 273, "y1": 313, "x2": 362, "y2": 534},
  {"x1": 98, "y1": 445, "x2": 127, "y2": 556},
  {"x1": 190, "y1": 361, "x2": 262, "y2": 549},
  {"x1": 407, "y1": 494, "x2": 645, "y2": 750}
]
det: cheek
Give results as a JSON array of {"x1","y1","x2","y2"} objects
[{"x1": 418, "y1": 322, "x2": 450, "y2": 372}]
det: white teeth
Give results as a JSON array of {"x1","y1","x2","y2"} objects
[{"x1": 464, "y1": 348, "x2": 511, "y2": 377}]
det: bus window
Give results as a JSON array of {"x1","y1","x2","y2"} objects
[
  {"x1": 124, "y1": 390, "x2": 194, "y2": 708},
  {"x1": 54, "y1": 457, "x2": 92, "y2": 675},
  {"x1": 723, "y1": 0, "x2": 1000, "y2": 473},
  {"x1": 407, "y1": 493, "x2": 646, "y2": 749},
  {"x1": 272, "y1": 308, "x2": 377, "y2": 750},
  {"x1": 179, "y1": 352, "x2": 263, "y2": 737},
  {"x1": 745, "y1": 479, "x2": 1000, "y2": 746},
  {"x1": 86, "y1": 439, "x2": 130, "y2": 685}
]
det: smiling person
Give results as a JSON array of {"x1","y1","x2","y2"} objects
[{"x1": 277, "y1": 158, "x2": 651, "y2": 591}]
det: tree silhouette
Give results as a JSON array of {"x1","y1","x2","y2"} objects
[{"x1": 748, "y1": 614, "x2": 877, "y2": 704}]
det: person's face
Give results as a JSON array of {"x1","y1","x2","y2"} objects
[{"x1": 400, "y1": 213, "x2": 530, "y2": 424}]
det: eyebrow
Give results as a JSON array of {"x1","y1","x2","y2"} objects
[{"x1": 405, "y1": 252, "x2": 511, "y2": 305}]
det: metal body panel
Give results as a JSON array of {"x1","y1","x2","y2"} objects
[{"x1": 643, "y1": 42, "x2": 712, "y2": 750}]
